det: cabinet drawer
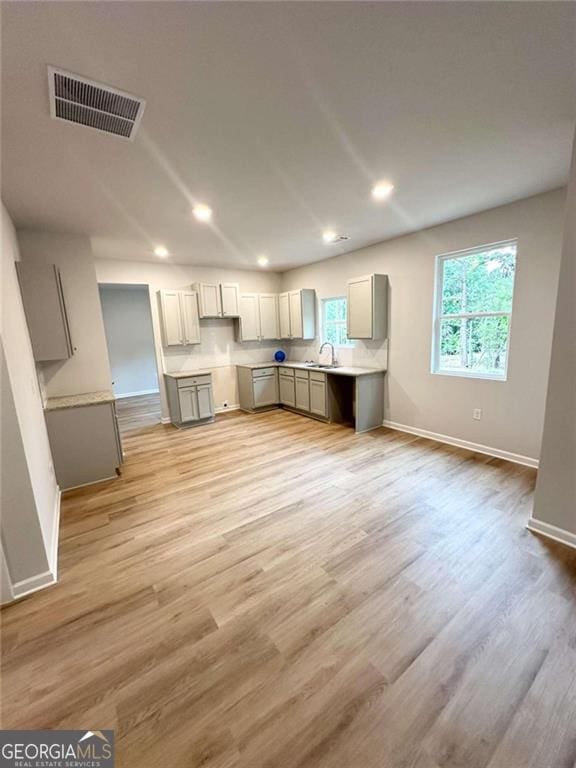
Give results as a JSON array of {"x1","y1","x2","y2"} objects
[
  {"x1": 252, "y1": 367, "x2": 276, "y2": 378},
  {"x1": 309, "y1": 371, "x2": 326, "y2": 383},
  {"x1": 279, "y1": 367, "x2": 295, "y2": 379},
  {"x1": 294, "y1": 369, "x2": 310, "y2": 380},
  {"x1": 176, "y1": 375, "x2": 211, "y2": 388}
]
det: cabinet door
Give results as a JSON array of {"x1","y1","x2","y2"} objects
[
  {"x1": 259, "y1": 294, "x2": 279, "y2": 340},
  {"x1": 289, "y1": 291, "x2": 303, "y2": 339},
  {"x1": 180, "y1": 291, "x2": 201, "y2": 344},
  {"x1": 279, "y1": 374, "x2": 296, "y2": 407},
  {"x1": 196, "y1": 384, "x2": 214, "y2": 419},
  {"x1": 278, "y1": 293, "x2": 291, "y2": 338},
  {"x1": 179, "y1": 387, "x2": 199, "y2": 422},
  {"x1": 220, "y1": 283, "x2": 240, "y2": 317},
  {"x1": 253, "y1": 374, "x2": 278, "y2": 407},
  {"x1": 300, "y1": 289, "x2": 317, "y2": 340},
  {"x1": 238, "y1": 294, "x2": 260, "y2": 341},
  {"x1": 44, "y1": 403, "x2": 121, "y2": 491},
  {"x1": 17, "y1": 263, "x2": 74, "y2": 361},
  {"x1": 295, "y1": 374, "x2": 310, "y2": 411},
  {"x1": 160, "y1": 290, "x2": 184, "y2": 346},
  {"x1": 199, "y1": 283, "x2": 222, "y2": 317},
  {"x1": 309, "y1": 379, "x2": 327, "y2": 417},
  {"x1": 347, "y1": 276, "x2": 373, "y2": 339}
]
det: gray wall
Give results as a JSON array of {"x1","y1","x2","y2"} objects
[
  {"x1": 1, "y1": 346, "x2": 50, "y2": 583},
  {"x1": 99, "y1": 285, "x2": 159, "y2": 397},
  {"x1": 281, "y1": 189, "x2": 566, "y2": 463},
  {"x1": 1, "y1": 203, "x2": 58, "y2": 597},
  {"x1": 532, "y1": 138, "x2": 576, "y2": 536}
]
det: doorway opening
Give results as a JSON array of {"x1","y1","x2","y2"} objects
[{"x1": 99, "y1": 283, "x2": 161, "y2": 435}]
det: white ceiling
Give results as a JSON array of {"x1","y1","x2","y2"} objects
[{"x1": 2, "y1": 2, "x2": 575, "y2": 271}]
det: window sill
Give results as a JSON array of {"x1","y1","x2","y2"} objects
[{"x1": 431, "y1": 369, "x2": 507, "y2": 382}]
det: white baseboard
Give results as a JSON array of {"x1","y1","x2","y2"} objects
[
  {"x1": 215, "y1": 404, "x2": 240, "y2": 414},
  {"x1": 382, "y1": 420, "x2": 539, "y2": 469},
  {"x1": 115, "y1": 388, "x2": 160, "y2": 399},
  {"x1": 49, "y1": 488, "x2": 61, "y2": 578},
  {"x1": 527, "y1": 518, "x2": 576, "y2": 550},
  {"x1": 11, "y1": 568, "x2": 57, "y2": 600},
  {"x1": 64, "y1": 475, "x2": 118, "y2": 492},
  {"x1": 162, "y1": 405, "x2": 239, "y2": 425},
  {"x1": 2, "y1": 490, "x2": 61, "y2": 605}
]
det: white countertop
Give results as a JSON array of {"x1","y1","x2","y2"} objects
[
  {"x1": 236, "y1": 361, "x2": 386, "y2": 377},
  {"x1": 164, "y1": 370, "x2": 213, "y2": 379},
  {"x1": 44, "y1": 390, "x2": 116, "y2": 411}
]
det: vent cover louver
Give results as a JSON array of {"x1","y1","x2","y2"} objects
[{"x1": 48, "y1": 67, "x2": 145, "y2": 140}]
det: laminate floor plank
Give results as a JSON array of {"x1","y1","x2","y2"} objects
[{"x1": 1, "y1": 410, "x2": 575, "y2": 768}]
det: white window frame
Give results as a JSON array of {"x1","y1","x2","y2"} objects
[
  {"x1": 322, "y1": 296, "x2": 355, "y2": 348},
  {"x1": 431, "y1": 239, "x2": 517, "y2": 381}
]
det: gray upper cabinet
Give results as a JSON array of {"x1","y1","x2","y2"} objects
[
  {"x1": 278, "y1": 289, "x2": 316, "y2": 340},
  {"x1": 347, "y1": 274, "x2": 388, "y2": 340},
  {"x1": 237, "y1": 288, "x2": 315, "y2": 343},
  {"x1": 237, "y1": 293, "x2": 261, "y2": 342},
  {"x1": 258, "y1": 294, "x2": 280, "y2": 340},
  {"x1": 289, "y1": 289, "x2": 316, "y2": 339},
  {"x1": 193, "y1": 283, "x2": 221, "y2": 318},
  {"x1": 16, "y1": 262, "x2": 74, "y2": 362},
  {"x1": 220, "y1": 283, "x2": 240, "y2": 317},
  {"x1": 158, "y1": 289, "x2": 201, "y2": 346},
  {"x1": 193, "y1": 282, "x2": 240, "y2": 318},
  {"x1": 278, "y1": 292, "x2": 291, "y2": 339}
]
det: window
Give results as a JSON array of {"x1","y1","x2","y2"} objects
[
  {"x1": 322, "y1": 297, "x2": 355, "y2": 348},
  {"x1": 432, "y1": 240, "x2": 517, "y2": 380}
]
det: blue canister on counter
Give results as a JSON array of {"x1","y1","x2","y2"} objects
[{"x1": 274, "y1": 350, "x2": 286, "y2": 362}]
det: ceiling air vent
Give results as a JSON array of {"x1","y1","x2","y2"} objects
[{"x1": 47, "y1": 66, "x2": 145, "y2": 140}]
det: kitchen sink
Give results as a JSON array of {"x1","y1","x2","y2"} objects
[{"x1": 305, "y1": 363, "x2": 339, "y2": 369}]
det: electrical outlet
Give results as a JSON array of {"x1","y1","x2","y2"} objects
[{"x1": 473, "y1": 408, "x2": 482, "y2": 420}]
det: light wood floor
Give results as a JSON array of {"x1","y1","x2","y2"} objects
[
  {"x1": 116, "y1": 392, "x2": 161, "y2": 434},
  {"x1": 2, "y1": 410, "x2": 575, "y2": 768}
]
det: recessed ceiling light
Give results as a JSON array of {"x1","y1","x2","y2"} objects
[
  {"x1": 193, "y1": 204, "x2": 213, "y2": 222},
  {"x1": 322, "y1": 230, "x2": 349, "y2": 244},
  {"x1": 322, "y1": 230, "x2": 338, "y2": 244},
  {"x1": 372, "y1": 181, "x2": 395, "y2": 200},
  {"x1": 154, "y1": 245, "x2": 169, "y2": 258},
  {"x1": 257, "y1": 255, "x2": 269, "y2": 267}
]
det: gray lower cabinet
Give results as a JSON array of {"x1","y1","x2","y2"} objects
[
  {"x1": 45, "y1": 401, "x2": 122, "y2": 491},
  {"x1": 252, "y1": 368, "x2": 279, "y2": 408},
  {"x1": 237, "y1": 367, "x2": 279, "y2": 411},
  {"x1": 165, "y1": 374, "x2": 215, "y2": 427},
  {"x1": 309, "y1": 372, "x2": 328, "y2": 417},
  {"x1": 278, "y1": 369, "x2": 296, "y2": 407},
  {"x1": 240, "y1": 364, "x2": 385, "y2": 432},
  {"x1": 295, "y1": 371, "x2": 310, "y2": 412}
]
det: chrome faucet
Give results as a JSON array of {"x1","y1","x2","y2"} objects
[{"x1": 319, "y1": 342, "x2": 336, "y2": 367}]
